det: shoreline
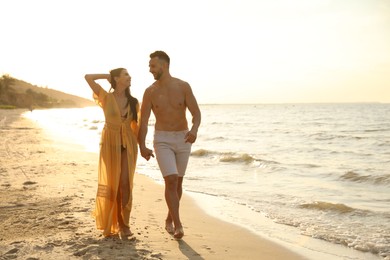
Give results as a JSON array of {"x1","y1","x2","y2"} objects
[
  {"x1": 185, "y1": 191, "x2": 383, "y2": 260},
  {"x1": 0, "y1": 109, "x2": 305, "y2": 259}
]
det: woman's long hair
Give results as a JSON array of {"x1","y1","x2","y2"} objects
[{"x1": 109, "y1": 68, "x2": 138, "y2": 122}]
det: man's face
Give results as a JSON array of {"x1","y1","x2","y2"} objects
[{"x1": 149, "y1": 57, "x2": 164, "y2": 80}]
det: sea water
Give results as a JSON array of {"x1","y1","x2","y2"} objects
[{"x1": 24, "y1": 103, "x2": 390, "y2": 259}]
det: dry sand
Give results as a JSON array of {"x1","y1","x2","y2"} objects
[{"x1": 0, "y1": 109, "x2": 306, "y2": 259}]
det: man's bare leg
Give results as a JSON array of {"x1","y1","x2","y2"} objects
[
  {"x1": 165, "y1": 177, "x2": 183, "y2": 234},
  {"x1": 164, "y1": 175, "x2": 184, "y2": 238}
]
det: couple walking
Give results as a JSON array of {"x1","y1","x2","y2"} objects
[{"x1": 84, "y1": 51, "x2": 201, "y2": 239}]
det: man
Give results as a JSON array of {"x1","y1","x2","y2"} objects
[{"x1": 138, "y1": 51, "x2": 201, "y2": 239}]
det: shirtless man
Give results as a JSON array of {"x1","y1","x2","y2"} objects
[{"x1": 138, "y1": 51, "x2": 201, "y2": 239}]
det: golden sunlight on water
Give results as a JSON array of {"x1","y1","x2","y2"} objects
[{"x1": 23, "y1": 108, "x2": 102, "y2": 153}]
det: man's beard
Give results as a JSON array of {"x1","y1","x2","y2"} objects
[{"x1": 154, "y1": 70, "x2": 163, "y2": 80}]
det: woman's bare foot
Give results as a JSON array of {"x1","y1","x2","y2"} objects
[{"x1": 119, "y1": 226, "x2": 133, "y2": 237}]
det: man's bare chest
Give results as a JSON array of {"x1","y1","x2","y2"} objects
[{"x1": 151, "y1": 89, "x2": 185, "y2": 109}]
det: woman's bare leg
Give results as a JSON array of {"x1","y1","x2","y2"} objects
[{"x1": 118, "y1": 148, "x2": 131, "y2": 236}]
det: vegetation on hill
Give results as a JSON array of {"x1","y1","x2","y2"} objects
[{"x1": 0, "y1": 75, "x2": 95, "y2": 109}]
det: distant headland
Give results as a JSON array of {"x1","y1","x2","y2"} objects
[{"x1": 0, "y1": 74, "x2": 95, "y2": 109}]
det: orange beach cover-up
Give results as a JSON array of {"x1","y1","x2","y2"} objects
[{"x1": 92, "y1": 86, "x2": 139, "y2": 236}]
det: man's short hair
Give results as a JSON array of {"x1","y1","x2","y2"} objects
[{"x1": 150, "y1": 51, "x2": 170, "y2": 66}]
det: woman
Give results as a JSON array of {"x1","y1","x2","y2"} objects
[{"x1": 85, "y1": 68, "x2": 139, "y2": 237}]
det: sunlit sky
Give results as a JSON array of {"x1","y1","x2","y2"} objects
[{"x1": 1, "y1": 0, "x2": 389, "y2": 104}]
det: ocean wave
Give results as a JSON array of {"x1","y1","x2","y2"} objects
[
  {"x1": 191, "y1": 149, "x2": 255, "y2": 163},
  {"x1": 310, "y1": 132, "x2": 368, "y2": 141},
  {"x1": 211, "y1": 121, "x2": 234, "y2": 125},
  {"x1": 340, "y1": 171, "x2": 390, "y2": 185},
  {"x1": 191, "y1": 149, "x2": 253, "y2": 163},
  {"x1": 190, "y1": 149, "x2": 278, "y2": 167},
  {"x1": 299, "y1": 201, "x2": 355, "y2": 213},
  {"x1": 204, "y1": 136, "x2": 226, "y2": 141},
  {"x1": 220, "y1": 153, "x2": 255, "y2": 164},
  {"x1": 364, "y1": 128, "x2": 390, "y2": 133},
  {"x1": 377, "y1": 141, "x2": 390, "y2": 147},
  {"x1": 191, "y1": 149, "x2": 212, "y2": 157},
  {"x1": 310, "y1": 133, "x2": 337, "y2": 141}
]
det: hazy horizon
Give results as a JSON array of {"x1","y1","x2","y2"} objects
[
  {"x1": 4, "y1": 76, "x2": 389, "y2": 105},
  {"x1": 1, "y1": 0, "x2": 389, "y2": 104}
]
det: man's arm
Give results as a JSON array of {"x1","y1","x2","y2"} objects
[
  {"x1": 84, "y1": 74, "x2": 110, "y2": 96},
  {"x1": 138, "y1": 88, "x2": 154, "y2": 160},
  {"x1": 184, "y1": 83, "x2": 201, "y2": 143}
]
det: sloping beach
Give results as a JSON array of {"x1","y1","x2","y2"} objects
[{"x1": 0, "y1": 109, "x2": 305, "y2": 260}]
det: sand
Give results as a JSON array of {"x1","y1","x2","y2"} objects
[{"x1": 0, "y1": 109, "x2": 306, "y2": 260}]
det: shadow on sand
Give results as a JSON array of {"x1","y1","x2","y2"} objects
[{"x1": 177, "y1": 239, "x2": 205, "y2": 260}]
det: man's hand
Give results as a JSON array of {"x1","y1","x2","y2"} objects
[
  {"x1": 184, "y1": 131, "x2": 197, "y2": 143},
  {"x1": 140, "y1": 146, "x2": 154, "y2": 161}
]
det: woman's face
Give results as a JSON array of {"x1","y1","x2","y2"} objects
[{"x1": 115, "y1": 69, "x2": 131, "y2": 89}]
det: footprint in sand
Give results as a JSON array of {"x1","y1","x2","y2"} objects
[
  {"x1": 5, "y1": 247, "x2": 19, "y2": 255},
  {"x1": 34, "y1": 244, "x2": 54, "y2": 251},
  {"x1": 58, "y1": 202, "x2": 70, "y2": 207},
  {"x1": 59, "y1": 220, "x2": 70, "y2": 226},
  {"x1": 70, "y1": 243, "x2": 100, "y2": 257},
  {"x1": 202, "y1": 245, "x2": 212, "y2": 251},
  {"x1": 74, "y1": 207, "x2": 89, "y2": 212},
  {"x1": 23, "y1": 181, "x2": 37, "y2": 185}
]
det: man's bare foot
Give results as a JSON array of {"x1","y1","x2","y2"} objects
[
  {"x1": 165, "y1": 220, "x2": 174, "y2": 234},
  {"x1": 174, "y1": 227, "x2": 184, "y2": 239}
]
